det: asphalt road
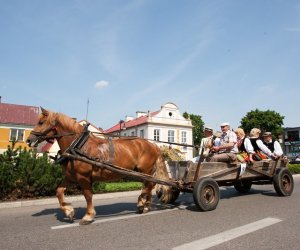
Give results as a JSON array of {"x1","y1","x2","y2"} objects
[{"x1": 0, "y1": 175, "x2": 300, "y2": 250}]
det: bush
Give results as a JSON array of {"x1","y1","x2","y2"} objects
[
  {"x1": 0, "y1": 144, "x2": 62, "y2": 200},
  {"x1": 93, "y1": 181, "x2": 143, "y2": 193},
  {"x1": 288, "y1": 164, "x2": 300, "y2": 174}
]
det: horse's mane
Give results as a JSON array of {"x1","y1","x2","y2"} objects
[{"x1": 45, "y1": 111, "x2": 83, "y2": 133}]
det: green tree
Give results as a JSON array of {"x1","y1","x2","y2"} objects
[
  {"x1": 183, "y1": 112, "x2": 205, "y2": 146},
  {"x1": 240, "y1": 109, "x2": 284, "y2": 137}
]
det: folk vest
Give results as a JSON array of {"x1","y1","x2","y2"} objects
[
  {"x1": 264, "y1": 141, "x2": 275, "y2": 152},
  {"x1": 238, "y1": 137, "x2": 247, "y2": 152},
  {"x1": 250, "y1": 138, "x2": 260, "y2": 152}
]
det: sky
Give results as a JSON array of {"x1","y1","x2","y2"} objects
[{"x1": 1, "y1": 0, "x2": 299, "y2": 131}]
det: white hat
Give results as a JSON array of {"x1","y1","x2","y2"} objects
[
  {"x1": 204, "y1": 127, "x2": 213, "y2": 132},
  {"x1": 220, "y1": 122, "x2": 230, "y2": 127}
]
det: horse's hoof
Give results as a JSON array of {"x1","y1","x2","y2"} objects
[
  {"x1": 66, "y1": 210, "x2": 75, "y2": 221},
  {"x1": 79, "y1": 219, "x2": 94, "y2": 225},
  {"x1": 137, "y1": 206, "x2": 150, "y2": 214},
  {"x1": 143, "y1": 207, "x2": 150, "y2": 213},
  {"x1": 137, "y1": 206, "x2": 144, "y2": 214}
]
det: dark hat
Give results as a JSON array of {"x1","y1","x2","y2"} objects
[{"x1": 263, "y1": 132, "x2": 272, "y2": 137}]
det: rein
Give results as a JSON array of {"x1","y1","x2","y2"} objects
[{"x1": 31, "y1": 125, "x2": 77, "y2": 142}]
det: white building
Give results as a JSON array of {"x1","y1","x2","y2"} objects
[{"x1": 104, "y1": 102, "x2": 194, "y2": 160}]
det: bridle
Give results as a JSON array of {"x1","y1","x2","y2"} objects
[{"x1": 30, "y1": 122, "x2": 77, "y2": 146}]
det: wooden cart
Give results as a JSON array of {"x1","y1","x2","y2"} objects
[{"x1": 166, "y1": 158, "x2": 294, "y2": 211}]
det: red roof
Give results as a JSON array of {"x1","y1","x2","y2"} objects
[
  {"x1": 0, "y1": 103, "x2": 39, "y2": 126},
  {"x1": 104, "y1": 111, "x2": 159, "y2": 134}
]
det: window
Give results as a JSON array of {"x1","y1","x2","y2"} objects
[
  {"x1": 131, "y1": 131, "x2": 135, "y2": 136},
  {"x1": 139, "y1": 129, "x2": 144, "y2": 138},
  {"x1": 181, "y1": 131, "x2": 187, "y2": 151},
  {"x1": 154, "y1": 129, "x2": 160, "y2": 141},
  {"x1": 10, "y1": 129, "x2": 25, "y2": 142},
  {"x1": 287, "y1": 131, "x2": 299, "y2": 141},
  {"x1": 168, "y1": 130, "x2": 175, "y2": 143},
  {"x1": 181, "y1": 131, "x2": 187, "y2": 144}
]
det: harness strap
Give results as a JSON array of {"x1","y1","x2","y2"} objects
[{"x1": 65, "y1": 123, "x2": 90, "y2": 154}]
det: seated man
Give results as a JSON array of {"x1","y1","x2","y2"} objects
[
  {"x1": 191, "y1": 127, "x2": 214, "y2": 163},
  {"x1": 207, "y1": 122, "x2": 238, "y2": 162},
  {"x1": 262, "y1": 132, "x2": 283, "y2": 159},
  {"x1": 200, "y1": 127, "x2": 214, "y2": 157}
]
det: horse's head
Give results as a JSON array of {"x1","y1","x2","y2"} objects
[{"x1": 26, "y1": 107, "x2": 58, "y2": 147}]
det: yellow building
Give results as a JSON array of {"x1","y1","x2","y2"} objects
[{"x1": 0, "y1": 102, "x2": 39, "y2": 153}]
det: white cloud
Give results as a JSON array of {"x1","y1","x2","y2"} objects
[
  {"x1": 95, "y1": 80, "x2": 109, "y2": 89},
  {"x1": 286, "y1": 27, "x2": 300, "y2": 32}
]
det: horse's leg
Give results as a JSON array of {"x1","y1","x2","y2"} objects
[
  {"x1": 137, "y1": 181, "x2": 155, "y2": 214},
  {"x1": 56, "y1": 180, "x2": 75, "y2": 221},
  {"x1": 78, "y1": 179, "x2": 96, "y2": 225}
]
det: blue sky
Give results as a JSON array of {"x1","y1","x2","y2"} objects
[{"x1": 1, "y1": 0, "x2": 299, "y2": 131}]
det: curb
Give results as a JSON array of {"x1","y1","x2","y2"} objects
[{"x1": 0, "y1": 190, "x2": 141, "y2": 209}]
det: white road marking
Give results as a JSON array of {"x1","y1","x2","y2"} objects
[
  {"x1": 173, "y1": 217, "x2": 282, "y2": 250},
  {"x1": 51, "y1": 204, "x2": 187, "y2": 230}
]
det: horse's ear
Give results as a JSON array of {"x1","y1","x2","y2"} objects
[{"x1": 40, "y1": 107, "x2": 49, "y2": 116}]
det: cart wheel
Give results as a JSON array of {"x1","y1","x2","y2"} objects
[
  {"x1": 234, "y1": 180, "x2": 252, "y2": 193},
  {"x1": 193, "y1": 177, "x2": 220, "y2": 211},
  {"x1": 156, "y1": 187, "x2": 180, "y2": 204},
  {"x1": 273, "y1": 168, "x2": 294, "y2": 196}
]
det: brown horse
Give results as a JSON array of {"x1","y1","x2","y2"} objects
[{"x1": 27, "y1": 108, "x2": 172, "y2": 225}]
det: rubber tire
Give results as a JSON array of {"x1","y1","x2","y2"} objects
[
  {"x1": 156, "y1": 187, "x2": 180, "y2": 204},
  {"x1": 273, "y1": 168, "x2": 294, "y2": 196},
  {"x1": 193, "y1": 177, "x2": 220, "y2": 211},
  {"x1": 234, "y1": 180, "x2": 252, "y2": 193}
]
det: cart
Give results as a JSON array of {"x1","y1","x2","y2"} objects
[
  {"x1": 64, "y1": 152, "x2": 294, "y2": 212},
  {"x1": 166, "y1": 158, "x2": 294, "y2": 211}
]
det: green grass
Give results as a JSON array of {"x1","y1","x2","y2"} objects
[{"x1": 93, "y1": 181, "x2": 143, "y2": 193}]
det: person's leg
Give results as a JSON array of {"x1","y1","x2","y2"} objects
[{"x1": 209, "y1": 153, "x2": 236, "y2": 162}]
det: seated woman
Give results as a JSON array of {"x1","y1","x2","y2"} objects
[
  {"x1": 234, "y1": 128, "x2": 255, "y2": 162},
  {"x1": 249, "y1": 128, "x2": 274, "y2": 160}
]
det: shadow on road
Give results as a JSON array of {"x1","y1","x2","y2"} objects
[{"x1": 31, "y1": 186, "x2": 279, "y2": 223}]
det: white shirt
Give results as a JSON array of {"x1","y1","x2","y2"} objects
[
  {"x1": 273, "y1": 141, "x2": 283, "y2": 156},
  {"x1": 256, "y1": 139, "x2": 273, "y2": 157},
  {"x1": 220, "y1": 130, "x2": 238, "y2": 154},
  {"x1": 199, "y1": 136, "x2": 212, "y2": 157},
  {"x1": 242, "y1": 137, "x2": 255, "y2": 154}
]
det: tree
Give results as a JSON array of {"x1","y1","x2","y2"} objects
[
  {"x1": 240, "y1": 109, "x2": 284, "y2": 138},
  {"x1": 183, "y1": 112, "x2": 205, "y2": 146}
]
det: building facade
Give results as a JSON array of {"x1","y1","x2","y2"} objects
[
  {"x1": 283, "y1": 127, "x2": 300, "y2": 160},
  {"x1": 0, "y1": 102, "x2": 39, "y2": 153},
  {"x1": 104, "y1": 102, "x2": 194, "y2": 160}
]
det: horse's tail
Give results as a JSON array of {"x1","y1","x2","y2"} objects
[{"x1": 155, "y1": 154, "x2": 178, "y2": 204}]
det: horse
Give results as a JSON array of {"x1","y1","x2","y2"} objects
[{"x1": 26, "y1": 108, "x2": 173, "y2": 225}]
